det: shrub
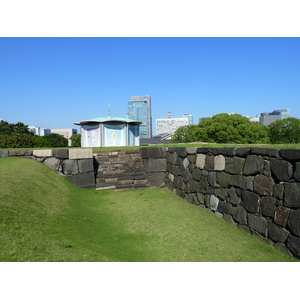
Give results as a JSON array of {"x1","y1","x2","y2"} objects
[
  {"x1": 70, "y1": 134, "x2": 81, "y2": 147},
  {"x1": 42, "y1": 133, "x2": 68, "y2": 148}
]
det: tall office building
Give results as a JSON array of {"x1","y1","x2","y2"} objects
[
  {"x1": 259, "y1": 108, "x2": 290, "y2": 126},
  {"x1": 128, "y1": 95, "x2": 152, "y2": 139},
  {"x1": 181, "y1": 114, "x2": 193, "y2": 125}
]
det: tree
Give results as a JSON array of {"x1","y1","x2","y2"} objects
[
  {"x1": 269, "y1": 117, "x2": 300, "y2": 144},
  {"x1": 171, "y1": 125, "x2": 197, "y2": 143},
  {"x1": 0, "y1": 121, "x2": 33, "y2": 135},
  {"x1": 70, "y1": 134, "x2": 81, "y2": 147},
  {"x1": 42, "y1": 133, "x2": 68, "y2": 147}
]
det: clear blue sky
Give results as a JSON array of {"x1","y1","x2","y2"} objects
[{"x1": 1, "y1": 37, "x2": 299, "y2": 133}]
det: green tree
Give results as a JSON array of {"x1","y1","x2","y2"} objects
[
  {"x1": 269, "y1": 117, "x2": 300, "y2": 144},
  {"x1": 70, "y1": 134, "x2": 81, "y2": 147},
  {"x1": 0, "y1": 121, "x2": 33, "y2": 135},
  {"x1": 42, "y1": 133, "x2": 68, "y2": 147},
  {"x1": 171, "y1": 125, "x2": 197, "y2": 143}
]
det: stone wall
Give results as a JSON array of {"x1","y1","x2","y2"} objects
[
  {"x1": 0, "y1": 149, "x2": 96, "y2": 189},
  {"x1": 142, "y1": 146, "x2": 300, "y2": 259}
]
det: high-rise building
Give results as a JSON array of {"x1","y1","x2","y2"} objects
[
  {"x1": 181, "y1": 114, "x2": 193, "y2": 125},
  {"x1": 259, "y1": 108, "x2": 290, "y2": 126},
  {"x1": 128, "y1": 95, "x2": 152, "y2": 139},
  {"x1": 156, "y1": 118, "x2": 189, "y2": 135}
]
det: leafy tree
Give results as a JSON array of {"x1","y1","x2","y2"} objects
[
  {"x1": 269, "y1": 117, "x2": 300, "y2": 144},
  {"x1": 42, "y1": 133, "x2": 68, "y2": 147},
  {"x1": 0, "y1": 121, "x2": 33, "y2": 135},
  {"x1": 70, "y1": 134, "x2": 81, "y2": 147},
  {"x1": 171, "y1": 125, "x2": 197, "y2": 143}
]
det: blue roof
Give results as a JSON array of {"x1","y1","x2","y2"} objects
[{"x1": 74, "y1": 116, "x2": 141, "y2": 125}]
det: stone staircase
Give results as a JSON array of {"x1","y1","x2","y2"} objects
[{"x1": 93, "y1": 149, "x2": 150, "y2": 191}]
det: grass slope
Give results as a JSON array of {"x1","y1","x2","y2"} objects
[{"x1": 0, "y1": 158, "x2": 296, "y2": 262}]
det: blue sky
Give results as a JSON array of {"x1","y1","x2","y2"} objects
[{"x1": 1, "y1": 37, "x2": 299, "y2": 134}]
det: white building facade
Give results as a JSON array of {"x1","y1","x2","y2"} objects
[{"x1": 156, "y1": 118, "x2": 190, "y2": 135}]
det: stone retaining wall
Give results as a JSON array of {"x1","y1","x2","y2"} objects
[
  {"x1": 0, "y1": 149, "x2": 96, "y2": 189},
  {"x1": 141, "y1": 146, "x2": 300, "y2": 259}
]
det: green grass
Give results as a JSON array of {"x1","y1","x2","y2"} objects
[{"x1": 0, "y1": 157, "x2": 297, "y2": 262}]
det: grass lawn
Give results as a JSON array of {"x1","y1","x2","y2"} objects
[{"x1": 0, "y1": 157, "x2": 297, "y2": 262}]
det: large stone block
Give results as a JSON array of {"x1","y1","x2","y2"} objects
[
  {"x1": 230, "y1": 175, "x2": 246, "y2": 189},
  {"x1": 196, "y1": 154, "x2": 206, "y2": 169},
  {"x1": 217, "y1": 147, "x2": 237, "y2": 157},
  {"x1": 214, "y1": 155, "x2": 225, "y2": 171},
  {"x1": 268, "y1": 222, "x2": 289, "y2": 243},
  {"x1": 286, "y1": 235, "x2": 300, "y2": 258},
  {"x1": 248, "y1": 214, "x2": 268, "y2": 237},
  {"x1": 294, "y1": 162, "x2": 300, "y2": 181},
  {"x1": 284, "y1": 182, "x2": 300, "y2": 208},
  {"x1": 78, "y1": 159, "x2": 94, "y2": 173},
  {"x1": 69, "y1": 148, "x2": 93, "y2": 159},
  {"x1": 33, "y1": 149, "x2": 53, "y2": 157},
  {"x1": 53, "y1": 149, "x2": 69, "y2": 159},
  {"x1": 261, "y1": 197, "x2": 276, "y2": 217},
  {"x1": 270, "y1": 159, "x2": 293, "y2": 182},
  {"x1": 210, "y1": 195, "x2": 219, "y2": 211},
  {"x1": 44, "y1": 157, "x2": 60, "y2": 171},
  {"x1": 204, "y1": 155, "x2": 214, "y2": 171},
  {"x1": 274, "y1": 206, "x2": 291, "y2": 227},
  {"x1": 66, "y1": 172, "x2": 95, "y2": 189},
  {"x1": 280, "y1": 149, "x2": 300, "y2": 161},
  {"x1": 251, "y1": 148, "x2": 279, "y2": 158},
  {"x1": 231, "y1": 206, "x2": 247, "y2": 225},
  {"x1": 235, "y1": 147, "x2": 251, "y2": 157},
  {"x1": 217, "y1": 200, "x2": 232, "y2": 215},
  {"x1": 143, "y1": 158, "x2": 166, "y2": 173},
  {"x1": 0, "y1": 151, "x2": 9, "y2": 157},
  {"x1": 192, "y1": 168, "x2": 201, "y2": 181},
  {"x1": 225, "y1": 157, "x2": 245, "y2": 175},
  {"x1": 242, "y1": 190, "x2": 260, "y2": 213},
  {"x1": 253, "y1": 174, "x2": 274, "y2": 196},
  {"x1": 146, "y1": 173, "x2": 163, "y2": 187},
  {"x1": 140, "y1": 147, "x2": 165, "y2": 159},
  {"x1": 176, "y1": 147, "x2": 187, "y2": 158},
  {"x1": 228, "y1": 187, "x2": 241, "y2": 205},
  {"x1": 182, "y1": 157, "x2": 190, "y2": 169},
  {"x1": 214, "y1": 188, "x2": 228, "y2": 201},
  {"x1": 63, "y1": 159, "x2": 79, "y2": 175},
  {"x1": 243, "y1": 155, "x2": 264, "y2": 175},
  {"x1": 216, "y1": 172, "x2": 231, "y2": 187},
  {"x1": 287, "y1": 209, "x2": 300, "y2": 237},
  {"x1": 273, "y1": 184, "x2": 284, "y2": 200},
  {"x1": 9, "y1": 150, "x2": 27, "y2": 156}
]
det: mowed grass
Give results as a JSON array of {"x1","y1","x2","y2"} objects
[{"x1": 0, "y1": 158, "x2": 296, "y2": 262}]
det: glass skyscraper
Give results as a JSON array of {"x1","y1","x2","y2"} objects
[{"x1": 128, "y1": 95, "x2": 152, "y2": 139}]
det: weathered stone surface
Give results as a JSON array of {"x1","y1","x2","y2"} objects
[
  {"x1": 207, "y1": 172, "x2": 217, "y2": 187},
  {"x1": 182, "y1": 157, "x2": 190, "y2": 170},
  {"x1": 33, "y1": 149, "x2": 53, "y2": 157},
  {"x1": 186, "y1": 147, "x2": 197, "y2": 154},
  {"x1": 44, "y1": 157, "x2": 60, "y2": 171},
  {"x1": 253, "y1": 174, "x2": 274, "y2": 196},
  {"x1": 204, "y1": 155, "x2": 214, "y2": 171},
  {"x1": 197, "y1": 148, "x2": 218, "y2": 155},
  {"x1": 187, "y1": 154, "x2": 196, "y2": 164},
  {"x1": 230, "y1": 175, "x2": 246, "y2": 189},
  {"x1": 261, "y1": 197, "x2": 276, "y2": 217},
  {"x1": 0, "y1": 151, "x2": 9, "y2": 157},
  {"x1": 268, "y1": 221, "x2": 289, "y2": 243},
  {"x1": 204, "y1": 194, "x2": 210, "y2": 208},
  {"x1": 147, "y1": 173, "x2": 164, "y2": 187},
  {"x1": 66, "y1": 172, "x2": 95, "y2": 189},
  {"x1": 223, "y1": 214, "x2": 235, "y2": 225},
  {"x1": 176, "y1": 147, "x2": 187, "y2": 158},
  {"x1": 199, "y1": 177, "x2": 209, "y2": 193},
  {"x1": 196, "y1": 154, "x2": 206, "y2": 169},
  {"x1": 270, "y1": 159, "x2": 293, "y2": 182},
  {"x1": 53, "y1": 149, "x2": 69, "y2": 159},
  {"x1": 235, "y1": 147, "x2": 251, "y2": 157},
  {"x1": 274, "y1": 206, "x2": 291, "y2": 227},
  {"x1": 231, "y1": 206, "x2": 247, "y2": 225},
  {"x1": 216, "y1": 172, "x2": 231, "y2": 187},
  {"x1": 210, "y1": 195, "x2": 219, "y2": 211},
  {"x1": 243, "y1": 155, "x2": 264, "y2": 175},
  {"x1": 214, "y1": 155, "x2": 225, "y2": 171},
  {"x1": 284, "y1": 182, "x2": 300, "y2": 208},
  {"x1": 214, "y1": 188, "x2": 228, "y2": 201},
  {"x1": 78, "y1": 159, "x2": 94, "y2": 173},
  {"x1": 217, "y1": 200, "x2": 231, "y2": 215},
  {"x1": 228, "y1": 187, "x2": 241, "y2": 205},
  {"x1": 182, "y1": 169, "x2": 191, "y2": 183},
  {"x1": 175, "y1": 157, "x2": 183, "y2": 166},
  {"x1": 287, "y1": 209, "x2": 300, "y2": 237},
  {"x1": 9, "y1": 150, "x2": 27, "y2": 156},
  {"x1": 280, "y1": 149, "x2": 300, "y2": 161},
  {"x1": 251, "y1": 148, "x2": 279, "y2": 158},
  {"x1": 189, "y1": 180, "x2": 201, "y2": 193},
  {"x1": 287, "y1": 235, "x2": 300, "y2": 258},
  {"x1": 246, "y1": 176, "x2": 254, "y2": 191},
  {"x1": 69, "y1": 148, "x2": 93, "y2": 159},
  {"x1": 140, "y1": 147, "x2": 165, "y2": 159},
  {"x1": 273, "y1": 184, "x2": 284, "y2": 200},
  {"x1": 225, "y1": 157, "x2": 245, "y2": 175},
  {"x1": 63, "y1": 159, "x2": 79, "y2": 175},
  {"x1": 262, "y1": 160, "x2": 271, "y2": 177},
  {"x1": 217, "y1": 147, "x2": 237, "y2": 157},
  {"x1": 192, "y1": 168, "x2": 201, "y2": 181},
  {"x1": 242, "y1": 190, "x2": 260, "y2": 213},
  {"x1": 248, "y1": 214, "x2": 268, "y2": 237},
  {"x1": 197, "y1": 193, "x2": 205, "y2": 204},
  {"x1": 170, "y1": 152, "x2": 178, "y2": 164},
  {"x1": 294, "y1": 162, "x2": 300, "y2": 181},
  {"x1": 143, "y1": 158, "x2": 166, "y2": 173},
  {"x1": 186, "y1": 193, "x2": 199, "y2": 205}
]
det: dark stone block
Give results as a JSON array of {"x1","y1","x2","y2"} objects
[
  {"x1": 230, "y1": 175, "x2": 246, "y2": 189},
  {"x1": 248, "y1": 214, "x2": 268, "y2": 237},
  {"x1": 217, "y1": 200, "x2": 232, "y2": 215},
  {"x1": 175, "y1": 157, "x2": 183, "y2": 166},
  {"x1": 189, "y1": 180, "x2": 201, "y2": 193},
  {"x1": 251, "y1": 148, "x2": 279, "y2": 158},
  {"x1": 63, "y1": 159, "x2": 79, "y2": 175},
  {"x1": 284, "y1": 182, "x2": 300, "y2": 208},
  {"x1": 235, "y1": 147, "x2": 251, "y2": 157},
  {"x1": 231, "y1": 206, "x2": 247, "y2": 225},
  {"x1": 207, "y1": 172, "x2": 217, "y2": 187},
  {"x1": 53, "y1": 149, "x2": 69, "y2": 159},
  {"x1": 280, "y1": 149, "x2": 300, "y2": 161},
  {"x1": 274, "y1": 206, "x2": 291, "y2": 227},
  {"x1": 242, "y1": 190, "x2": 260, "y2": 213},
  {"x1": 44, "y1": 157, "x2": 60, "y2": 171},
  {"x1": 187, "y1": 154, "x2": 196, "y2": 164},
  {"x1": 286, "y1": 235, "x2": 300, "y2": 258},
  {"x1": 294, "y1": 162, "x2": 300, "y2": 181},
  {"x1": 204, "y1": 155, "x2": 214, "y2": 171},
  {"x1": 273, "y1": 184, "x2": 284, "y2": 200},
  {"x1": 287, "y1": 209, "x2": 300, "y2": 237},
  {"x1": 192, "y1": 168, "x2": 201, "y2": 181},
  {"x1": 228, "y1": 187, "x2": 241, "y2": 205},
  {"x1": 270, "y1": 159, "x2": 293, "y2": 182},
  {"x1": 78, "y1": 159, "x2": 94, "y2": 173},
  {"x1": 261, "y1": 197, "x2": 276, "y2": 217},
  {"x1": 176, "y1": 147, "x2": 187, "y2": 158},
  {"x1": 9, "y1": 150, "x2": 27, "y2": 156},
  {"x1": 268, "y1": 221, "x2": 289, "y2": 243},
  {"x1": 66, "y1": 172, "x2": 96, "y2": 189},
  {"x1": 147, "y1": 173, "x2": 164, "y2": 187},
  {"x1": 217, "y1": 147, "x2": 237, "y2": 157},
  {"x1": 225, "y1": 157, "x2": 245, "y2": 175},
  {"x1": 186, "y1": 193, "x2": 199, "y2": 205},
  {"x1": 197, "y1": 148, "x2": 218, "y2": 155},
  {"x1": 243, "y1": 155, "x2": 264, "y2": 175},
  {"x1": 199, "y1": 177, "x2": 209, "y2": 193},
  {"x1": 140, "y1": 147, "x2": 165, "y2": 159},
  {"x1": 216, "y1": 172, "x2": 231, "y2": 187},
  {"x1": 197, "y1": 193, "x2": 205, "y2": 204},
  {"x1": 214, "y1": 188, "x2": 228, "y2": 201},
  {"x1": 253, "y1": 174, "x2": 274, "y2": 196},
  {"x1": 143, "y1": 158, "x2": 166, "y2": 173},
  {"x1": 182, "y1": 169, "x2": 191, "y2": 183}
]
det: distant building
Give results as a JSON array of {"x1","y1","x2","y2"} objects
[
  {"x1": 181, "y1": 114, "x2": 193, "y2": 125},
  {"x1": 156, "y1": 118, "x2": 189, "y2": 135},
  {"x1": 74, "y1": 116, "x2": 141, "y2": 147},
  {"x1": 51, "y1": 128, "x2": 77, "y2": 146},
  {"x1": 28, "y1": 126, "x2": 51, "y2": 136},
  {"x1": 259, "y1": 108, "x2": 290, "y2": 126},
  {"x1": 249, "y1": 116, "x2": 259, "y2": 122},
  {"x1": 128, "y1": 95, "x2": 152, "y2": 139}
]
